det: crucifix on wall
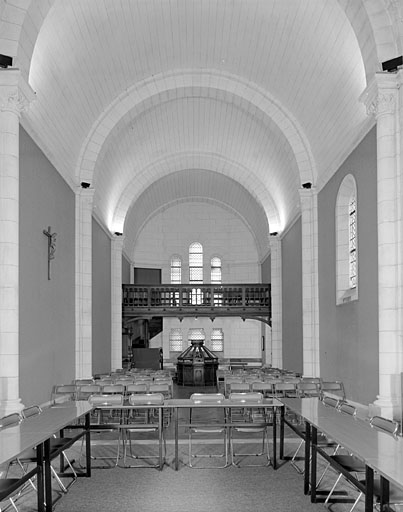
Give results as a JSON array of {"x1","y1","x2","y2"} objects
[{"x1": 43, "y1": 226, "x2": 57, "y2": 280}]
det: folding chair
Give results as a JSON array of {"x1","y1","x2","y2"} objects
[
  {"x1": 320, "y1": 380, "x2": 346, "y2": 400},
  {"x1": 81, "y1": 394, "x2": 124, "y2": 468},
  {"x1": 0, "y1": 413, "x2": 30, "y2": 512},
  {"x1": 18, "y1": 406, "x2": 77, "y2": 494},
  {"x1": 296, "y1": 381, "x2": 321, "y2": 397},
  {"x1": 122, "y1": 393, "x2": 166, "y2": 469},
  {"x1": 188, "y1": 393, "x2": 228, "y2": 469},
  {"x1": 229, "y1": 392, "x2": 271, "y2": 467},
  {"x1": 51, "y1": 384, "x2": 77, "y2": 403}
]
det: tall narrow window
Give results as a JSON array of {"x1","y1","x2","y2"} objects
[
  {"x1": 169, "y1": 328, "x2": 183, "y2": 352},
  {"x1": 210, "y1": 328, "x2": 224, "y2": 352},
  {"x1": 211, "y1": 256, "x2": 222, "y2": 306},
  {"x1": 170, "y1": 255, "x2": 182, "y2": 284},
  {"x1": 336, "y1": 174, "x2": 358, "y2": 304},
  {"x1": 189, "y1": 242, "x2": 203, "y2": 305},
  {"x1": 211, "y1": 257, "x2": 221, "y2": 284},
  {"x1": 170, "y1": 255, "x2": 181, "y2": 305},
  {"x1": 349, "y1": 197, "x2": 357, "y2": 288}
]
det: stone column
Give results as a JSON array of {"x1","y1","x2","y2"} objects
[
  {"x1": 269, "y1": 234, "x2": 282, "y2": 368},
  {"x1": 111, "y1": 235, "x2": 124, "y2": 371},
  {"x1": 0, "y1": 69, "x2": 35, "y2": 415},
  {"x1": 361, "y1": 72, "x2": 402, "y2": 418},
  {"x1": 299, "y1": 187, "x2": 320, "y2": 378},
  {"x1": 75, "y1": 187, "x2": 94, "y2": 379}
]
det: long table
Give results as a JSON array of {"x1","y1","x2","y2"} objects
[
  {"x1": 165, "y1": 397, "x2": 284, "y2": 470},
  {"x1": 93, "y1": 397, "x2": 283, "y2": 471},
  {"x1": 281, "y1": 398, "x2": 403, "y2": 512},
  {"x1": 0, "y1": 401, "x2": 92, "y2": 512}
]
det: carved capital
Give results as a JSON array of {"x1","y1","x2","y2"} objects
[
  {"x1": 0, "y1": 70, "x2": 36, "y2": 116},
  {"x1": 366, "y1": 92, "x2": 396, "y2": 118}
]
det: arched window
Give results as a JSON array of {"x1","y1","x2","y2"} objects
[
  {"x1": 189, "y1": 242, "x2": 203, "y2": 305},
  {"x1": 210, "y1": 328, "x2": 224, "y2": 352},
  {"x1": 336, "y1": 174, "x2": 358, "y2": 304},
  {"x1": 169, "y1": 328, "x2": 183, "y2": 352}
]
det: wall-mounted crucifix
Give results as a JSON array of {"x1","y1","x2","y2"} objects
[{"x1": 43, "y1": 226, "x2": 57, "y2": 280}]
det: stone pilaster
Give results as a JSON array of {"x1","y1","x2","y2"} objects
[
  {"x1": 298, "y1": 187, "x2": 320, "y2": 377},
  {"x1": 75, "y1": 187, "x2": 94, "y2": 379},
  {"x1": 269, "y1": 234, "x2": 282, "y2": 368},
  {"x1": 111, "y1": 235, "x2": 124, "y2": 371},
  {"x1": 361, "y1": 72, "x2": 402, "y2": 419},
  {"x1": 0, "y1": 69, "x2": 35, "y2": 414}
]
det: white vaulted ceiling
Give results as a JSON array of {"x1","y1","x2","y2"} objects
[{"x1": 2, "y1": 0, "x2": 399, "y2": 260}]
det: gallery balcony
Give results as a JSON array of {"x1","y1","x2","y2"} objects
[{"x1": 122, "y1": 284, "x2": 271, "y2": 325}]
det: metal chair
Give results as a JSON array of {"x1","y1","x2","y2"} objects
[
  {"x1": 0, "y1": 413, "x2": 29, "y2": 512},
  {"x1": 122, "y1": 393, "x2": 165, "y2": 469},
  {"x1": 81, "y1": 394, "x2": 124, "y2": 468},
  {"x1": 18, "y1": 406, "x2": 77, "y2": 494},
  {"x1": 188, "y1": 393, "x2": 228, "y2": 469},
  {"x1": 320, "y1": 380, "x2": 346, "y2": 400},
  {"x1": 51, "y1": 384, "x2": 77, "y2": 403},
  {"x1": 229, "y1": 392, "x2": 271, "y2": 467},
  {"x1": 296, "y1": 381, "x2": 321, "y2": 397}
]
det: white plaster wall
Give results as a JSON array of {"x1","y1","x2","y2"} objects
[{"x1": 133, "y1": 201, "x2": 262, "y2": 358}]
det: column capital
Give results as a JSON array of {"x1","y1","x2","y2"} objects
[
  {"x1": 0, "y1": 69, "x2": 36, "y2": 116},
  {"x1": 111, "y1": 233, "x2": 125, "y2": 249},
  {"x1": 298, "y1": 186, "x2": 317, "y2": 207},
  {"x1": 360, "y1": 72, "x2": 399, "y2": 118},
  {"x1": 75, "y1": 186, "x2": 95, "y2": 207}
]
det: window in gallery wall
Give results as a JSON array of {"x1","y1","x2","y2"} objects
[
  {"x1": 189, "y1": 242, "x2": 203, "y2": 305},
  {"x1": 211, "y1": 256, "x2": 223, "y2": 306},
  {"x1": 210, "y1": 328, "x2": 224, "y2": 352},
  {"x1": 336, "y1": 174, "x2": 358, "y2": 305},
  {"x1": 169, "y1": 328, "x2": 183, "y2": 352},
  {"x1": 170, "y1": 255, "x2": 182, "y2": 305},
  {"x1": 187, "y1": 328, "x2": 205, "y2": 347}
]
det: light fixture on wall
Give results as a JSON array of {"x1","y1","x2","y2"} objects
[
  {"x1": 302, "y1": 182, "x2": 312, "y2": 189},
  {"x1": 81, "y1": 181, "x2": 91, "y2": 189},
  {"x1": 114, "y1": 231, "x2": 123, "y2": 236},
  {"x1": 270, "y1": 231, "x2": 278, "y2": 236}
]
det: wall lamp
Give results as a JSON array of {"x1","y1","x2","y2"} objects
[
  {"x1": 81, "y1": 181, "x2": 91, "y2": 189},
  {"x1": 114, "y1": 232, "x2": 123, "y2": 236}
]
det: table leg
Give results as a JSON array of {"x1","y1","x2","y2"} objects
[
  {"x1": 36, "y1": 442, "x2": 45, "y2": 512},
  {"x1": 44, "y1": 438, "x2": 52, "y2": 512},
  {"x1": 304, "y1": 421, "x2": 311, "y2": 496},
  {"x1": 365, "y1": 465, "x2": 374, "y2": 512},
  {"x1": 379, "y1": 475, "x2": 391, "y2": 512},
  {"x1": 158, "y1": 408, "x2": 163, "y2": 470},
  {"x1": 174, "y1": 407, "x2": 179, "y2": 470},
  {"x1": 85, "y1": 412, "x2": 91, "y2": 477},
  {"x1": 279, "y1": 406, "x2": 284, "y2": 459},
  {"x1": 272, "y1": 407, "x2": 277, "y2": 469},
  {"x1": 310, "y1": 425, "x2": 317, "y2": 503}
]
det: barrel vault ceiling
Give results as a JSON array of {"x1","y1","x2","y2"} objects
[{"x1": 2, "y1": 0, "x2": 402, "y2": 260}]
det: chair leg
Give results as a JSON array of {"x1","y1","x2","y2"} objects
[
  {"x1": 230, "y1": 427, "x2": 271, "y2": 468},
  {"x1": 188, "y1": 429, "x2": 228, "y2": 469},
  {"x1": 324, "y1": 473, "x2": 343, "y2": 506},
  {"x1": 290, "y1": 439, "x2": 304, "y2": 473}
]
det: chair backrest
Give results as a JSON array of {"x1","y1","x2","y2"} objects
[
  {"x1": 78, "y1": 384, "x2": 102, "y2": 400},
  {"x1": 338, "y1": 402, "x2": 357, "y2": 417},
  {"x1": 228, "y1": 382, "x2": 251, "y2": 393},
  {"x1": 88, "y1": 393, "x2": 124, "y2": 407},
  {"x1": 251, "y1": 381, "x2": 273, "y2": 393},
  {"x1": 370, "y1": 415, "x2": 399, "y2": 436},
  {"x1": 74, "y1": 378, "x2": 94, "y2": 385},
  {"x1": 101, "y1": 384, "x2": 125, "y2": 394},
  {"x1": 229, "y1": 392, "x2": 263, "y2": 404},
  {"x1": 52, "y1": 384, "x2": 77, "y2": 401},
  {"x1": 190, "y1": 393, "x2": 225, "y2": 404},
  {"x1": 296, "y1": 381, "x2": 320, "y2": 397},
  {"x1": 22, "y1": 405, "x2": 42, "y2": 419},
  {"x1": 274, "y1": 382, "x2": 297, "y2": 397},
  {"x1": 321, "y1": 396, "x2": 339, "y2": 408},
  {"x1": 127, "y1": 382, "x2": 149, "y2": 394},
  {"x1": 302, "y1": 377, "x2": 321, "y2": 384},
  {"x1": 321, "y1": 380, "x2": 346, "y2": 399},
  {"x1": 128, "y1": 393, "x2": 165, "y2": 406},
  {"x1": 149, "y1": 383, "x2": 171, "y2": 396},
  {"x1": 0, "y1": 413, "x2": 22, "y2": 430}
]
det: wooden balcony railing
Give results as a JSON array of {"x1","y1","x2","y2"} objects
[{"x1": 122, "y1": 284, "x2": 271, "y2": 322}]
